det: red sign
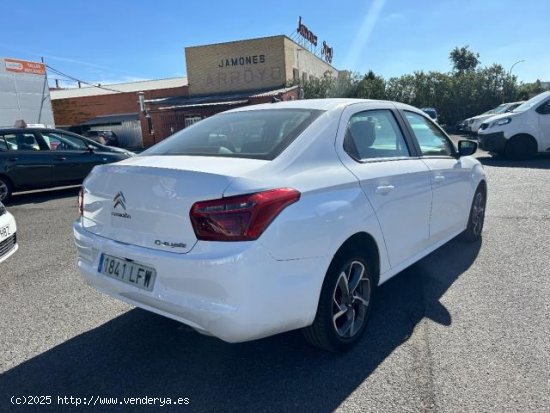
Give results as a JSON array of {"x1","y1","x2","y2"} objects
[
  {"x1": 297, "y1": 16, "x2": 318, "y2": 47},
  {"x1": 4, "y1": 58, "x2": 46, "y2": 75}
]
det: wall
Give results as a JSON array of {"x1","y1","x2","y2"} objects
[
  {"x1": 185, "y1": 36, "x2": 288, "y2": 95},
  {"x1": 283, "y1": 37, "x2": 338, "y2": 83},
  {"x1": 141, "y1": 87, "x2": 300, "y2": 147},
  {"x1": 52, "y1": 85, "x2": 189, "y2": 127},
  {"x1": 0, "y1": 57, "x2": 55, "y2": 127}
]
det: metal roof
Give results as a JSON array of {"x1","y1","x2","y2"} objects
[
  {"x1": 149, "y1": 85, "x2": 300, "y2": 110},
  {"x1": 50, "y1": 77, "x2": 188, "y2": 100},
  {"x1": 80, "y1": 113, "x2": 139, "y2": 126}
]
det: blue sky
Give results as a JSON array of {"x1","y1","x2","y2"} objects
[{"x1": 2, "y1": 0, "x2": 549, "y2": 86}]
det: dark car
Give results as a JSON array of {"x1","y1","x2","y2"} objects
[
  {"x1": 0, "y1": 128, "x2": 135, "y2": 202},
  {"x1": 83, "y1": 130, "x2": 119, "y2": 146}
]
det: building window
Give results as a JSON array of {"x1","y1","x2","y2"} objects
[
  {"x1": 302, "y1": 72, "x2": 308, "y2": 83},
  {"x1": 185, "y1": 116, "x2": 202, "y2": 128},
  {"x1": 293, "y1": 68, "x2": 299, "y2": 83}
]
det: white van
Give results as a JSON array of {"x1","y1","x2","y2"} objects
[{"x1": 478, "y1": 91, "x2": 550, "y2": 159}]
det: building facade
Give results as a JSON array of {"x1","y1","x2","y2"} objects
[
  {"x1": 50, "y1": 34, "x2": 338, "y2": 148},
  {"x1": 185, "y1": 35, "x2": 337, "y2": 96},
  {"x1": 141, "y1": 35, "x2": 338, "y2": 146},
  {"x1": 0, "y1": 57, "x2": 55, "y2": 128}
]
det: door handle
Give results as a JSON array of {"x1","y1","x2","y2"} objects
[
  {"x1": 8, "y1": 157, "x2": 18, "y2": 162},
  {"x1": 376, "y1": 185, "x2": 395, "y2": 195},
  {"x1": 56, "y1": 156, "x2": 67, "y2": 161},
  {"x1": 434, "y1": 175, "x2": 445, "y2": 184}
]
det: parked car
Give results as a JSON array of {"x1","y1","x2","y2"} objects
[
  {"x1": 464, "y1": 101, "x2": 524, "y2": 135},
  {"x1": 84, "y1": 130, "x2": 119, "y2": 146},
  {"x1": 74, "y1": 99, "x2": 486, "y2": 352},
  {"x1": 421, "y1": 107, "x2": 439, "y2": 123},
  {"x1": 478, "y1": 91, "x2": 550, "y2": 159},
  {"x1": 0, "y1": 128, "x2": 135, "y2": 202},
  {"x1": 0, "y1": 201, "x2": 18, "y2": 263}
]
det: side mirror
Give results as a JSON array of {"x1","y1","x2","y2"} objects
[
  {"x1": 87, "y1": 145, "x2": 95, "y2": 153},
  {"x1": 457, "y1": 140, "x2": 477, "y2": 157}
]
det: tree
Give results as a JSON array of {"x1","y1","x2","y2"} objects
[{"x1": 450, "y1": 46, "x2": 480, "y2": 73}]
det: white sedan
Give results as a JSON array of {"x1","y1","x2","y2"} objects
[
  {"x1": 74, "y1": 99, "x2": 486, "y2": 352},
  {"x1": 0, "y1": 201, "x2": 18, "y2": 263}
]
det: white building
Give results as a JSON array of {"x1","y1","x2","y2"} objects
[{"x1": 0, "y1": 57, "x2": 55, "y2": 128}]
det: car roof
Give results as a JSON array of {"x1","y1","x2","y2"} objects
[
  {"x1": 226, "y1": 98, "x2": 420, "y2": 113},
  {"x1": 0, "y1": 127, "x2": 66, "y2": 133}
]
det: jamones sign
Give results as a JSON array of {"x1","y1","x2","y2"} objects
[
  {"x1": 297, "y1": 16, "x2": 318, "y2": 47},
  {"x1": 296, "y1": 17, "x2": 334, "y2": 64}
]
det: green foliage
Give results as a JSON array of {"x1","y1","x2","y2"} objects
[
  {"x1": 517, "y1": 80, "x2": 546, "y2": 100},
  {"x1": 449, "y1": 46, "x2": 480, "y2": 73},
  {"x1": 297, "y1": 46, "x2": 527, "y2": 126}
]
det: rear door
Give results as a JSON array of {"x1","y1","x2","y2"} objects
[
  {"x1": 336, "y1": 102, "x2": 433, "y2": 269},
  {"x1": 400, "y1": 110, "x2": 472, "y2": 242},
  {"x1": 0, "y1": 131, "x2": 54, "y2": 189}
]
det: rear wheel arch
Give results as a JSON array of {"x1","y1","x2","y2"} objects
[
  {"x1": 304, "y1": 231, "x2": 380, "y2": 351},
  {"x1": 329, "y1": 232, "x2": 381, "y2": 290},
  {"x1": 0, "y1": 174, "x2": 14, "y2": 202}
]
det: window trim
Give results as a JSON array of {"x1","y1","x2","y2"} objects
[
  {"x1": 398, "y1": 110, "x2": 458, "y2": 159},
  {"x1": 343, "y1": 108, "x2": 415, "y2": 163}
]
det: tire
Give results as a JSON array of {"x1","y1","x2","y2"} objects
[
  {"x1": 303, "y1": 248, "x2": 375, "y2": 352},
  {"x1": 0, "y1": 176, "x2": 12, "y2": 203},
  {"x1": 460, "y1": 186, "x2": 486, "y2": 242},
  {"x1": 504, "y1": 135, "x2": 537, "y2": 160}
]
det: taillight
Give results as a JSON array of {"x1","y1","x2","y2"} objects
[
  {"x1": 78, "y1": 187, "x2": 84, "y2": 215},
  {"x1": 190, "y1": 188, "x2": 300, "y2": 241}
]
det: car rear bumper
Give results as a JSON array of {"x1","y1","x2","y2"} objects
[
  {"x1": 478, "y1": 131, "x2": 507, "y2": 152},
  {"x1": 73, "y1": 221, "x2": 326, "y2": 343}
]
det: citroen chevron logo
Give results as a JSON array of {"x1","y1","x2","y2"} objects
[{"x1": 113, "y1": 191, "x2": 126, "y2": 210}]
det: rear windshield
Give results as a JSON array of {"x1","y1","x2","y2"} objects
[{"x1": 142, "y1": 108, "x2": 324, "y2": 160}]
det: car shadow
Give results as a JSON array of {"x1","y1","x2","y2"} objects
[
  {"x1": 0, "y1": 238, "x2": 481, "y2": 413},
  {"x1": 7, "y1": 186, "x2": 80, "y2": 206},
  {"x1": 477, "y1": 153, "x2": 550, "y2": 169}
]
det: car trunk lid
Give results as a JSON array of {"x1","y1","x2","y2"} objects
[{"x1": 81, "y1": 155, "x2": 269, "y2": 253}]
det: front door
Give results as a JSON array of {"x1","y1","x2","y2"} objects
[
  {"x1": 536, "y1": 99, "x2": 550, "y2": 151},
  {"x1": 401, "y1": 110, "x2": 472, "y2": 242}
]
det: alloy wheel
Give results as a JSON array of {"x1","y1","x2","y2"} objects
[
  {"x1": 0, "y1": 181, "x2": 8, "y2": 202},
  {"x1": 332, "y1": 260, "x2": 371, "y2": 338},
  {"x1": 471, "y1": 192, "x2": 485, "y2": 237}
]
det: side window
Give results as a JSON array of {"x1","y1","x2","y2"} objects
[
  {"x1": 2, "y1": 133, "x2": 43, "y2": 151},
  {"x1": 0, "y1": 136, "x2": 7, "y2": 151},
  {"x1": 404, "y1": 111, "x2": 454, "y2": 157},
  {"x1": 344, "y1": 110, "x2": 410, "y2": 160},
  {"x1": 41, "y1": 132, "x2": 88, "y2": 151},
  {"x1": 536, "y1": 100, "x2": 550, "y2": 115}
]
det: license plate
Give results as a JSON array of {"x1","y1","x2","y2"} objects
[
  {"x1": 98, "y1": 254, "x2": 156, "y2": 291},
  {"x1": 0, "y1": 225, "x2": 10, "y2": 240}
]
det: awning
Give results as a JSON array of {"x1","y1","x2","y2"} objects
[
  {"x1": 146, "y1": 85, "x2": 300, "y2": 110},
  {"x1": 80, "y1": 112, "x2": 139, "y2": 126},
  {"x1": 158, "y1": 99, "x2": 249, "y2": 111}
]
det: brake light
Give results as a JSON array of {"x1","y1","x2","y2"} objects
[
  {"x1": 190, "y1": 188, "x2": 300, "y2": 241},
  {"x1": 78, "y1": 187, "x2": 84, "y2": 215}
]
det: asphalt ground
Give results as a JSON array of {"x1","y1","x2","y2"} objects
[{"x1": 0, "y1": 138, "x2": 549, "y2": 412}]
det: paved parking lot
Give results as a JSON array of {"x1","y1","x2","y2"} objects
[{"x1": 1, "y1": 144, "x2": 549, "y2": 412}]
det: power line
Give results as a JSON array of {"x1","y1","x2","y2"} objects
[{"x1": 45, "y1": 64, "x2": 124, "y2": 93}]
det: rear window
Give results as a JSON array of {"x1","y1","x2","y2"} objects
[{"x1": 142, "y1": 109, "x2": 324, "y2": 160}]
